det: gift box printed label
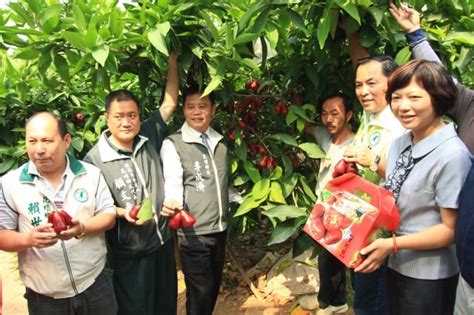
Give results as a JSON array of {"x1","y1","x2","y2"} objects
[{"x1": 304, "y1": 173, "x2": 399, "y2": 268}]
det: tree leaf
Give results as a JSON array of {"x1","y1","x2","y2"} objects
[
  {"x1": 73, "y1": 4, "x2": 87, "y2": 31},
  {"x1": 200, "y1": 11, "x2": 219, "y2": 42},
  {"x1": 40, "y1": 5, "x2": 61, "y2": 34},
  {"x1": 92, "y1": 45, "x2": 109, "y2": 67},
  {"x1": 234, "y1": 136, "x2": 247, "y2": 161},
  {"x1": 85, "y1": 17, "x2": 98, "y2": 49},
  {"x1": 446, "y1": 32, "x2": 474, "y2": 46},
  {"x1": 238, "y1": 1, "x2": 267, "y2": 31},
  {"x1": 53, "y1": 52, "x2": 70, "y2": 83},
  {"x1": 268, "y1": 219, "x2": 301, "y2": 245},
  {"x1": 148, "y1": 23, "x2": 170, "y2": 56},
  {"x1": 137, "y1": 196, "x2": 153, "y2": 221},
  {"x1": 252, "y1": 178, "x2": 271, "y2": 200},
  {"x1": 63, "y1": 31, "x2": 87, "y2": 50},
  {"x1": 234, "y1": 33, "x2": 259, "y2": 46},
  {"x1": 0, "y1": 158, "x2": 17, "y2": 174},
  {"x1": 251, "y1": 7, "x2": 271, "y2": 35},
  {"x1": 262, "y1": 205, "x2": 306, "y2": 221},
  {"x1": 268, "y1": 181, "x2": 286, "y2": 204},
  {"x1": 265, "y1": 22, "x2": 279, "y2": 49},
  {"x1": 240, "y1": 58, "x2": 259, "y2": 71},
  {"x1": 202, "y1": 75, "x2": 222, "y2": 96},
  {"x1": 265, "y1": 133, "x2": 297, "y2": 146},
  {"x1": 298, "y1": 142, "x2": 325, "y2": 159},
  {"x1": 292, "y1": 231, "x2": 320, "y2": 259},
  {"x1": 244, "y1": 160, "x2": 261, "y2": 183},
  {"x1": 283, "y1": 8, "x2": 308, "y2": 35},
  {"x1": 299, "y1": 175, "x2": 317, "y2": 203},
  {"x1": 281, "y1": 173, "x2": 298, "y2": 198},
  {"x1": 335, "y1": 0, "x2": 361, "y2": 24},
  {"x1": 234, "y1": 195, "x2": 262, "y2": 217},
  {"x1": 71, "y1": 136, "x2": 84, "y2": 152},
  {"x1": 15, "y1": 49, "x2": 39, "y2": 60},
  {"x1": 270, "y1": 166, "x2": 283, "y2": 180},
  {"x1": 316, "y1": 7, "x2": 331, "y2": 49},
  {"x1": 9, "y1": 2, "x2": 35, "y2": 28},
  {"x1": 394, "y1": 46, "x2": 411, "y2": 65},
  {"x1": 367, "y1": 6, "x2": 384, "y2": 26}
]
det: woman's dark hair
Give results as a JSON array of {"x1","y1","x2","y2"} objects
[
  {"x1": 355, "y1": 56, "x2": 398, "y2": 77},
  {"x1": 105, "y1": 89, "x2": 139, "y2": 113},
  {"x1": 386, "y1": 59, "x2": 457, "y2": 117}
]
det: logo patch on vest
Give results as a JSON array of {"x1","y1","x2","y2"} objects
[
  {"x1": 74, "y1": 188, "x2": 89, "y2": 203},
  {"x1": 369, "y1": 131, "x2": 381, "y2": 147}
]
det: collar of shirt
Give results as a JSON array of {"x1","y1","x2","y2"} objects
[
  {"x1": 397, "y1": 123, "x2": 458, "y2": 160},
  {"x1": 26, "y1": 155, "x2": 70, "y2": 199},
  {"x1": 180, "y1": 122, "x2": 223, "y2": 148},
  {"x1": 97, "y1": 129, "x2": 149, "y2": 162},
  {"x1": 368, "y1": 105, "x2": 400, "y2": 128}
]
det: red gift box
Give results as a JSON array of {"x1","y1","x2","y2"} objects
[{"x1": 304, "y1": 173, "x2": 400, "y2": 268}]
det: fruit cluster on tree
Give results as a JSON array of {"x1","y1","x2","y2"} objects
[{"x1": 0, "y1": 0, "x2": 472, "y2": 252}]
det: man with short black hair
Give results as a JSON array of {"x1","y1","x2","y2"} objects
[
  {"x1": 344, "y1": 47, "x2": 406, "y2": 315},
  {"x1": 160, "y1": 85, "x2": 230, "y2": 315},
  {"x1": 306, "y1": 95, "x2": 355, "y2": 314},
  {"x1": 0, "y1": 112, "x2": 117, "y2": 315},
  {"x1": 84, "y1": 54, "x2": 179, "y2": 315}
]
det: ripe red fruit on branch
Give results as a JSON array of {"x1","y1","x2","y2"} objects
[
  {"x1": 250, "y1": 96, "x2": 263, "y2": 109},
  {"x1": 236, "y1": 119, "x2": 246, "y2": 129},
  {"x1": 129, "y1": 204, "x2": 141, "y2": 220},
  {"x1": 259, "y1": 156, "x2": 269, "y2": 169},
  {"x1": 228, "y1": 130, "x2": 235, "y2": 142},
  {"x1": 273, "y1": 101, "x2": 288, "y2": 116},
  {"x1": 268, "y1": 156, "x2": 278, "y2": 168},
  {"x1": 75, "y1": 112, "x2": 85, "y2": 123},
  {"x1": 246, "y1": 79, "x2": 260, "y2": 91}
]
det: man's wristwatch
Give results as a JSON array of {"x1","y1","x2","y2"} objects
[{"x1": 369, "y1": 155, "x2": 381, "y2": 172}]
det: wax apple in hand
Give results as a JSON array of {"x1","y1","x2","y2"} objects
[
  {"x1": 332, "y1": 159, "x2": 359, "y2": 178},
  {"x1": 167, "y1": 210, "x2": 196, "y2": 229},
  {"x1": 129, "y1": 204, "x2": 141, "y2": 220},
  {"x1": 47, "y1": 210, "x2": 73, "y2": 234},
  {"x1": 168, "y1": 213, "x2": 182, "y2": 229},
  {"x1": 180, "y1": 210, "x2": 196, "y2": 228},
  {"x1": 128, "y1": 197, "x2": 153, "y2": 222}
]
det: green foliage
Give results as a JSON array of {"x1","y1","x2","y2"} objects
[{"x1": 0, "y1": 0, "x2": 472, "y2": 248}]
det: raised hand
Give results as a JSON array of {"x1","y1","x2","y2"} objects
[{"x1": 389, "y1": 2, "x2": 421, "y2": 33}]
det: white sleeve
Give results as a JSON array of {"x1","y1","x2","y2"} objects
[
  {"x1": 313, "y1": 126, "x2": 331, "y2": 152},
  {"x1": 0, "y1": 177, "x2": 19, "y2": 230},
  {"x1": 94, "y1": 172, "x2": 116, "y2": 215},
  {"x1": 160, "y1": 139, "x2": 184, "y2": 205}
]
